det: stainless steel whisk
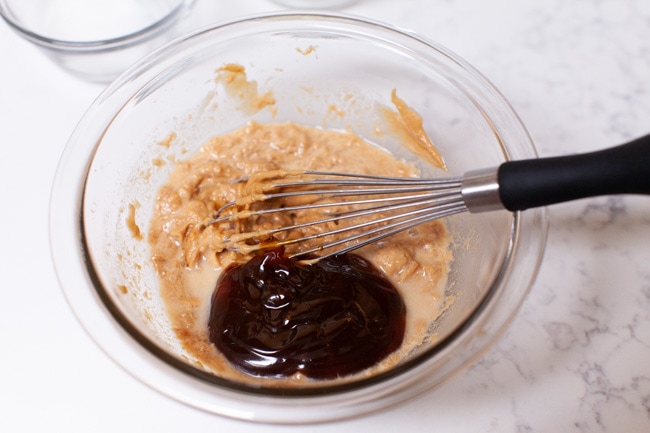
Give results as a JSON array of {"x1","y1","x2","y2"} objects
[{"x1": 209, "y1": 134, "x2": 650, "y2": 261}]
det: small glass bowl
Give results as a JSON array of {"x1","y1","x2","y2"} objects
[
  {"x1": 0, "y1": 0, "x2": 196, "y2": 83},
  {"x1": 50, "y1": 12, "x2": 548, "y2": 424}
]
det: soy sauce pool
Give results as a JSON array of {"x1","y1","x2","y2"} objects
[{"x1": 208, "y1": 248, "x2": 406, "y2": 379}]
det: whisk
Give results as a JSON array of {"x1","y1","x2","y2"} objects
[{"x1": 208, "y1": 134, "x2": 650, "y2": 261}]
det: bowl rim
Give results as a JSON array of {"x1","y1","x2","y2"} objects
[
  {"x1": 49, "y1": 11, "x2": 548, "y2": 423},
  {"x1": 0, "y1": 0, "x2": 195, "y2": 52}
]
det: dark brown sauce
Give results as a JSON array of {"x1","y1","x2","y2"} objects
[{"x1": 208, "y1": 248, "x2": 406, "y2": 379}]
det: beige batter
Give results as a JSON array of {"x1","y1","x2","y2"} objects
[{"x1": 148, "y1": 121, "x2": 452, "y2": 387}]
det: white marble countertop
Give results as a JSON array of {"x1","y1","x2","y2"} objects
[{"x1": 1, "y1": 1, "x2": 649, "y2": 431}]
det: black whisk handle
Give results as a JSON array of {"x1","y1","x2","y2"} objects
[{"x1": 497, "y1": 133, "x2": 650, "y2": 212}]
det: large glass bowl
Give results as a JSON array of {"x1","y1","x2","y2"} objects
[{"x1": 49, "y1": 13, "x2": 547, "y2": 424}]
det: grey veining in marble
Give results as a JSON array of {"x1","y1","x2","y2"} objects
[{"x1": 1, "y1": 0, "x2": 649, "y2": 432}]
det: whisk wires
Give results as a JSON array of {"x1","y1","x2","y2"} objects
[{"x1": 207, "y1": 171, "x2": 467, "y2": 261}]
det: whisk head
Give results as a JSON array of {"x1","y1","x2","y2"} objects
[{"x1": 206, "y1": 170, "x2": 468, "y2": 262}]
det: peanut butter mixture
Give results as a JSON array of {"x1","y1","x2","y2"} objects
[{"x1": 148, "y1": 121, "x2": 452, "y2": 387}]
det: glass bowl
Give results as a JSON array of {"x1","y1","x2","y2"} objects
[
  {"x1": 49, "y1": 13, "x2": 547, "y2": 424},
  {"x1": 0, "y1": 0, "x2": 196, "y2": 83},
  {"x1": 271, "y1": 0, "x2": 359, "y2": 9}
]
